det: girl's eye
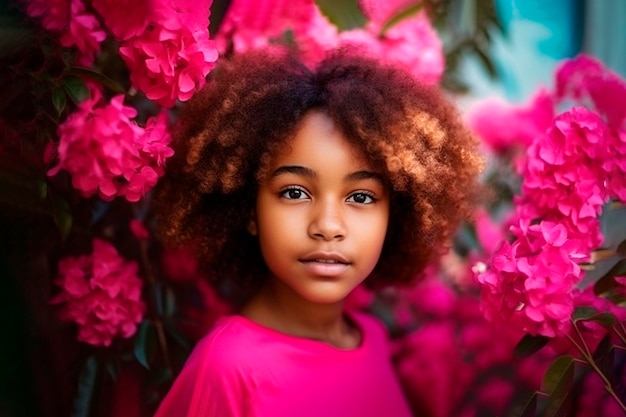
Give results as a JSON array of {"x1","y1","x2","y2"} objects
[
  {"x1": 347, "y1": 192, "x2": 376, "y2": 204},
  {"x1": 280, "y1": 187, "x2": 309, "y2": 200}
]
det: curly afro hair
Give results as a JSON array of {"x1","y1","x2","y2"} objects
[{"x1": 153, "y1": 48, "x2": 484, "y2": 304}]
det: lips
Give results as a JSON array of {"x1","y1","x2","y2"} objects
[
  {"x1": 300, "y1": 252, "x2": 350, "y2": 265},
  {"x1": 299, "y1": 252, "x2": 351, "y2": 277}
]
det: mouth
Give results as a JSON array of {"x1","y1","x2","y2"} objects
[{"x1": 300, "y1": 252, "x2": 350, "y2": 265}]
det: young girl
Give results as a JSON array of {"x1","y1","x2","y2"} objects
[{"x1": 153, "y1": 48, "x2": 483, "y2": 417}]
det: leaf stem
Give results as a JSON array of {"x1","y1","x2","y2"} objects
[{"x1": 565, "y1": 323, "x2": 626, "y2": 412}]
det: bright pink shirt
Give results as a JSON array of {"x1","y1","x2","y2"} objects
[{"x1": 154, "y1": 311, "x2": 413, "y2": 417}]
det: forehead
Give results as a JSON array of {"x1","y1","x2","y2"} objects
[{"x1": 268, "y1": 110, "x2": 372, "y2": 170}]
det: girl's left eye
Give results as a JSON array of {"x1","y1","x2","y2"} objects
[{"x1": 346, "y1": 192, "x2": 376, "y2": 204}]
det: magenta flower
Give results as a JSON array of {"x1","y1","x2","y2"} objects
[
  {"x1": 51, "y1": 239, "x2": 146, "y2": 347},
  {"x1": 214, "y1": 0, "x2": 338, "y2": 66},
  {"x1": 49, "y1": 90, "x2": 173, "y2": 202},
  {"x1": 24, "y1": 0, "x2": 105, "y2": 65},
  {"x1": 91, "y1": 0, "x2": 153, "y2": 40},
  {"x1": 477, "y1": 220, "x2": 586, "y2": 337},
  {"x1": 23, "y1": 0, "x2": 70, "y2": 31},
  {"x1": 118, "y1": 2, "x2": 218, "y2": 107}
]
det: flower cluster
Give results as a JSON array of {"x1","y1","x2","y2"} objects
[
  {"x1": 473, "y1": 55, "x2": 626, "y2": 338},
  {"x1": 24, "y1": 0, "x2": 218, "y2": 106},
  {"x1": 51, "y1": 239, "x2": 146, "y2": 347},
  {"x1": 48, "y1": 89, "x2": 173, "y2": 202},
  {"x1": 24, "y1": 0, "x2": 106, "y2": 65},
  {"x1": 389, "y1": 269, "x2": 546, "y2": 417},
  {"x1": 214, "y1": 0, "x2": 443, "y2": 83}
]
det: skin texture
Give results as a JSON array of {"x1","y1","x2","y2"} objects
[{"x1": 242, "y1": 111, "x2": 389, "y2": 347}]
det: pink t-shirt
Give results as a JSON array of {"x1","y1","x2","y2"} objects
[{"x1": 154, "y1": 311, "x2": 413, "y2": 417}]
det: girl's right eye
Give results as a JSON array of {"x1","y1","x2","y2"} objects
[{"x1": 279, "y1": 187, "x2": 310, "y2": 200}]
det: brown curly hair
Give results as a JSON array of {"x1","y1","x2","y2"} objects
[{"x1": 153, "y1": 48, "x2": 484, "y2": 304}]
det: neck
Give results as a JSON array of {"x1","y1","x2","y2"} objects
[{"x1": 240, "y1": 280, "x2": 360, "y2": 349}]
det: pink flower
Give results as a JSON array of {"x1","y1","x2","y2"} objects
[
  {"x1": 338, "y1": 9, "x2": 444, "y2": 84},
  {"x1": 51, "y1": 239, "x2": 146, "y2": 347},
  {"x1": 23, "y1": 0, "x2": 70, "y2": 31},
  {"x1": 59, "y1": 0, "x2": 106, "y2": 65},
  {"x1": 91, "y1": 0, "x2": 153, "y2": 40},
  {"x1": 214, "y1": 0, "x2": 338, "y2": 66},
  {"x1": 477, "y1": 220, "x2": 584, "y2": 337},
  {"x1": 555, "y1": 54, "x2": 626, "y2": 129},
  {"x1": 467, "y1": 89, "x2": 554, "y2": 156},
  {"x1": 118, "y1": 2, "x2": 218, "y2": 107},
  {"x1": 395, "y1": 323, "x2": 474, "y2": 417},
  {"x1": 49, "y1": 91, "x2": 173, "y2": 201},
  {"x1": 129, "y1": 219, "x2": 150, "y2": 240}
]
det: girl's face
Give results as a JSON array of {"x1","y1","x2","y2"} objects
[{"x1": 252, "y1": 111, "x2": 389, "y2": 306}]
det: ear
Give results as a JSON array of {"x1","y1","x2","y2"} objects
[{"x1": 247, "y1": 211, "x2": 258, "y2": 236}]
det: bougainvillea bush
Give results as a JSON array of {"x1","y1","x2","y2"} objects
[{"x1": 2, "y1": 0, "x2": 624, "y2": 416}]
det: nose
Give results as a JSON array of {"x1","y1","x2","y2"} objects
[{"x1": 308, "y1": 199, "x2": 346, "y2": 241}]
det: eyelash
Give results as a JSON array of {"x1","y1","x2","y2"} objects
[{"x1": 278, "y1": 187, "x2": 377, "y2": 204}]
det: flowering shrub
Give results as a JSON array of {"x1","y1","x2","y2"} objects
[
  {"x1": 472, "y1": 55, "x2": 626, "y2": 414},
  {"x1": 50, "y1": 238, "x2": 146, "y2": 346}
]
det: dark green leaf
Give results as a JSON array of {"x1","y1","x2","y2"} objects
[
  {"x1": 67, "y1": 67, "x2": 126, "y2": 94},
  {"x1": 71, "y1": 355, "x2": 99, "y2": 417},
  {"x1": 50, "y1": 190, "x2": 72, "y2": 239},
  {"x1": 62, "y1": 75, "x2": 90, "y2": 105},
  {"x1": 508, "y1": 392, "x2": 537, "y2": 417},
  {"x1": 572, "y1": 306, "x2": 599, "y2": 321},
  {"x1": 134, "y1": 320, "x2": 155, "y2": 370},
  {"x1": 380, "y1": 3, "x2": 423, "y2": 36},
  {"x1": 618, "y1": 238, "x2": 626, "y2": 257},
  {"x1": 575, "y1": 312, "x2": 618, "y2": 328},
  {"x1": 594, "y1": 265, "x2": 626, "y2": 306},
  {"x1": 315, "y1": 0, "x2": 367, "y2": 31},
  {"x1": 52, "y1": 87, "x2": 67, "y2": 116},
  {"x1": 541, "y1": 355, "x2": 575, "y2": 396},
  {"x1": 514, "y1": 333, "x2": 551, "y2": 358},
  {"x1": 474, "y1": 45, "x2": 497, "y2": 78}
]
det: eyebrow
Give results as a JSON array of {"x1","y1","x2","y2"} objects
[{"x1": 271, "y1": 165, "x2": 383, "y2": 183}]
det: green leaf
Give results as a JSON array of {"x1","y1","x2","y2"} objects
[
  {"x1": 508, "y1": 392, "x2": 537, "y2": 417},
  {"x1": 541, "y1": 355, "x2": 575, "y2": 397},
  {"x1": 50, "y1": 191, "x2": 72, "y2": 239},
  {"x1": 514, "y1": 333, "x2": 551, "y2": 358},
  {"x1": 134, "y1": 320, "x2": 155, "y2": 370},
  {"x1": 71, "y1": 355, "x2": 99, "y2": 417},
  {"x1": 62, "y1": 75, "x2": 90, "y2": 105},
  {"x1": 575, "y1": 312, "x2": 618, "y2": 328},
  {"x1": 52, "y1": 87, "x2": 67, "y2": 116},
  {"x1": 315, "y1": 0, "x2": 367, "y2": 31},
  {"x1": 572, "y1": 306, "x2": 599, "y2": 321},
  {"x1": 594, "y1": 264, "x2": 626, "y2": 306},
  {"x1": 380, "y1": 3, "x2": 423, "y2": 36},
  {"x1": 163, "y1": 319, "x2": 192, "y2": 352},
  {"x1": 67, "y1": 67, "x2": 126, "y2": 94}
]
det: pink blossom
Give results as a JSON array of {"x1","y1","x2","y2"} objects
[
  {"x1": 477, "y1": 220, "x2": 584, "y2": 337},
  {"x1": 555, "y1": 54, "x2": 626, "y2": 129},
  {"x1": 119, "y1": 9, "x2": 218, "y2": 107},
  {"x1": 338, "y1": 10, "x2": 444, "y2": 84},
  {"x1": 130, "y1": 219, "x2": 150, "y2": 240},
  {"x1": 467, "y1": 89, "x2": 554, "y2": 156},
  {"x1": 51, "y1": 239, "x2": 146, "y2": 347},
  {"x1": 91, "y1": 0, "x2": 154, "y2": 40},
  {"x1": 58, "y1": 0, "x2": 106, "y2": 65},
  {"x1": 23, "y1": 0, "x2": 105, "y2": 65},
  {"x1": 395, "y1": 323, "x2": 475, "y2": 417},
  {"x1": 49, "y1": 92, "x2": 173, "y2": 201},
  {"x1": 476, "y1": 378, "x2": 515, "y2": 416},
  {"x1": 214, "y1": 0, "x2": 338, "y2": 66},
  {"x1": 23, "y1": 0, "x2": 70, "y2": 31}
]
